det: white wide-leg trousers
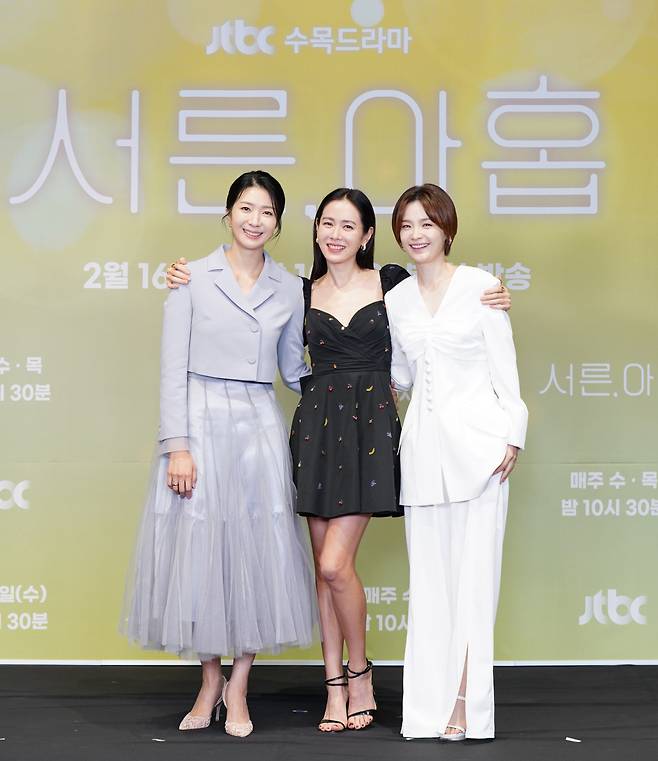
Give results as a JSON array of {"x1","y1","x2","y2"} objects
[{"x1": 402, "y1": 476, "x2": 508, "y2": 739}]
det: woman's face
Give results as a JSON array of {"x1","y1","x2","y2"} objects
[
  {"x1": 316, "y1": 199, "x2": 373, "y2": 266},
  {"x1": 398, "y1": 200, "x2": 449, "y2": 264},
  {"x1": 228, "y1": 186, "x2": 278, "y2": 250}
]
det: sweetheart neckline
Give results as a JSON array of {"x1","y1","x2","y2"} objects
[{"x1": 310, "y1": 300, "x2": 385, "y2": 329}]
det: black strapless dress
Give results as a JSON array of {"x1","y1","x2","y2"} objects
[{"x1": 290, "y1": 264, "x2": 409, "y2": 519}]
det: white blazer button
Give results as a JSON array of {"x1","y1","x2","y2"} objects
[
  {"x1": 251, "y1": 325, "x2": 259, "y2": 333},
  {"x1": 248, "y1": 358, "x2": 256, "y2": 365}
]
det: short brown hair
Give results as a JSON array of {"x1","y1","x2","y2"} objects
[{"x1": 391, "y1": 184, "x2": 458, "y2": 255}]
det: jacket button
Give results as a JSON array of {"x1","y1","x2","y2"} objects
[
  {"x1": 251, "y1": 325, "x2": 259, "y2": 333},
  {"x1": 248, "y1": 358, "x2": 256, "y2": 365}
]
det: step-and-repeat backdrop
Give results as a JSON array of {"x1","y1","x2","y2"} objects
[{"x1": 1, "y1": 0, "x2": 657, "y2": 663}]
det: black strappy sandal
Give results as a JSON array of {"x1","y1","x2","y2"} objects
[
  {"x1": 317, "y1": 673, "x2": 348, "y2": 733},
  {"x1": 346, "y1": 659, "x2": 377, "y2": 730}
]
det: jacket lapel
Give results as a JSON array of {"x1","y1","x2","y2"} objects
[
  {"x1": 206, "y1": 246, "x2": 252, "y2": 317},
  {"x1": 250, "y1": 253, "x2": 281, "y2": 310},
  {"x1": 207, "y1": 246, "x2": 281, "y2": 317}
]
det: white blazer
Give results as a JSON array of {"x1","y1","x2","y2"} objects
[{"x1": 385, "y1": 265, "x2": 528, "y2": 506}]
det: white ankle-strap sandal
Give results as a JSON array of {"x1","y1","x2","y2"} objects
[{"x1": 439, "y1": 695, "x2": 466, "y2": 742}]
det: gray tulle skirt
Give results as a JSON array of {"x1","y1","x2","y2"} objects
[{"x1": 120, "y1": 375, "x2": 318, "y2": 660}]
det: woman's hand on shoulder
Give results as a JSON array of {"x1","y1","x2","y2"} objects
[
  {"x1": 166, "y1": 258, "x2": 191, "y2": 289},
  {"x1": 167, "y1": 451, "x2": 197, "y2": 498},
  {"x1": 480, "y1": 278, "x2": 511, "y2": 311}
]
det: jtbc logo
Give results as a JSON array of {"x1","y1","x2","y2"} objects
[
  {"x1": 206, "y1": 20, "x2": 275, "y2": 55},
  {"x1": 0, "y1": 480, "x2": 31, "y2": 510},
  {"x1": 579, "y1": 589, "x2": 647, "y2": 626}
]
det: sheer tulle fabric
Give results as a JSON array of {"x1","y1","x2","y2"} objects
[{"x1": 121, "y1": 375, "x2": 317, "y2": 660}]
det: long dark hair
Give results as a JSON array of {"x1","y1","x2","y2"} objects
[
  {"x1": 310, "y1": 188, "x2": 376, "y2": 281},
  {"x1": 223, "y1": 170, "x2": 286, "y2": 237}
]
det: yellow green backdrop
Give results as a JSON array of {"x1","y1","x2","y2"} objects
[{"x1": 1, "y1": 0, "x2": 657, "y2": 663}]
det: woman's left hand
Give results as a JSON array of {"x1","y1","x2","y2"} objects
[
  {"x1": 493, "y1": 445, "x2": 519, "y2": 482},
  {"x1": 481, "y1": 279, "x2": 511, "y2": 311}
]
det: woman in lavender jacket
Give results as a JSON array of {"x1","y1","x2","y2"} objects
[{"x1": 121, "y1": 171, "x2": 317, "y2": 738}]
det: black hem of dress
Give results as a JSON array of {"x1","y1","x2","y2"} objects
[{"x1": 296, "y1": 509, "x2": 403, "y2": 519}]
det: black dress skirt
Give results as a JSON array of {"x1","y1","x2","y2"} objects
[{"x1": 290, "y1": 264, "x2": 409, "y2": 519}]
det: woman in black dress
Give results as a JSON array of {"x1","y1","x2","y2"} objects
[{"x1": 290, "y1": 188, "x2": 409, "y2": 732}]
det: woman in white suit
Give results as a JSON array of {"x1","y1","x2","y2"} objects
[{"x1": 384, "y1": 184, "x2": 528, "y2": 741}]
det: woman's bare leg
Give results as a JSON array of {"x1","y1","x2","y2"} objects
[
  {"x1": 314, "y1": 514, "x2": 374, "y2": 729},
  {"x1": 308, "y1": 517, "x2": 348, "y2": 731},
  {"x1": 225, "y1": 653, "x2": 256, "y2": 725},
  {"x1": 188, "y1": 657, "x2": 224, "y2": 717}
]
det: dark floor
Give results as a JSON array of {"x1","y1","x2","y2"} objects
[{"x1": 1, "y1": 665, "x2": 657, "y2": 761}]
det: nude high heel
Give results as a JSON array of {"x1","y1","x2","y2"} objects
[
  {"x1": 221, "y1": 679, "x2": 253, "y2": 738},
  {"x1": 178, "y1": 675, "x2": 227, "y2": 730}
]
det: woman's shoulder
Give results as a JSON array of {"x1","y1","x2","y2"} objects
[
  {"x1": 457, "y1": 264, "x2": 499, "y2": 291},
  {"x1": 273, "y1": 267, "x2": 306, "y2": 309},
  {"x1": 186, "y1": 254, "x2": 212, "y2": 273},
  {"x1": 274, "y1": 260, "x2": 301, "y2": 287},
  {"x1": 383, "y1": 272, "x2": 415, "y2": 310},
  {"x1": 379, "y1": 263, "x2": 411, "y2": 295}
]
